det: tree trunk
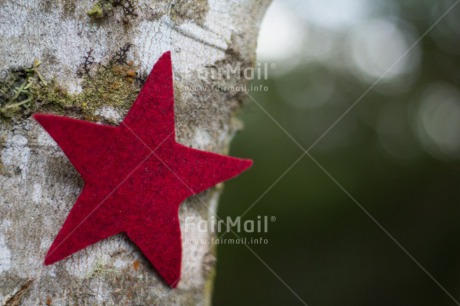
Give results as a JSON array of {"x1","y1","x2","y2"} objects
[{"x1": 0, "y1": 0, "x2": 270, "y2": 304}]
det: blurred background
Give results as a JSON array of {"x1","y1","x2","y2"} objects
[{"x1": 213, "y1": 0, "x2": 460, "y2": 305}]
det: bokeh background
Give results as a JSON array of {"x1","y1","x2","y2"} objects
[{"x1": 213, "y1": 0, "x2": 460, "y2": 305}]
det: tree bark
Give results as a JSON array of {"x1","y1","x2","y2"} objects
[{"x1": 0, "y1": 0, "x2": 270, "y2": 304}]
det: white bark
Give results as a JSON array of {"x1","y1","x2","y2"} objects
[{"x1": 0, "y1": 0, "x2": 270, "y2": 304}]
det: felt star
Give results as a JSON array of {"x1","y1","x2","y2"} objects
[{"x1": 34, "y1": 52, "x2": 252, "y2": 287}]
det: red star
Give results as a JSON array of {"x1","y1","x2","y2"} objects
[{"x1": 34, "y1": 52, "x2": 252, "y2": 287}]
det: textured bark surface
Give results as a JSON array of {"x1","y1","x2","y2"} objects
[{"x1": 0, "y1": 0, "x2": 270, "y2": 304}]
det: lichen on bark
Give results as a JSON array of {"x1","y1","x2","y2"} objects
[{"x1": 170, "y1": 0, "x2": 210, "y2": 25}]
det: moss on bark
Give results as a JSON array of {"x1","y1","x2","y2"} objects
[{"x1": 0, "y1": 55, "x2": 142, "y2": 125}]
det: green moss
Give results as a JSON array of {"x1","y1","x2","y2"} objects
[
  {"x1": 76, "y1": 62, "x2": 141, "y2": 122},
  {"x1": 87, "y1": 3, "x2": 105, "y2": 19},
  {"x1": 87, "y1": 0, "x2": 138, "y2": 20},
  {"x1": 0, "y1": 58, "x2": 141, "y2": 125},
  {"x1": 0, "y1": 59, "x2": 45, "y2": 120}
]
